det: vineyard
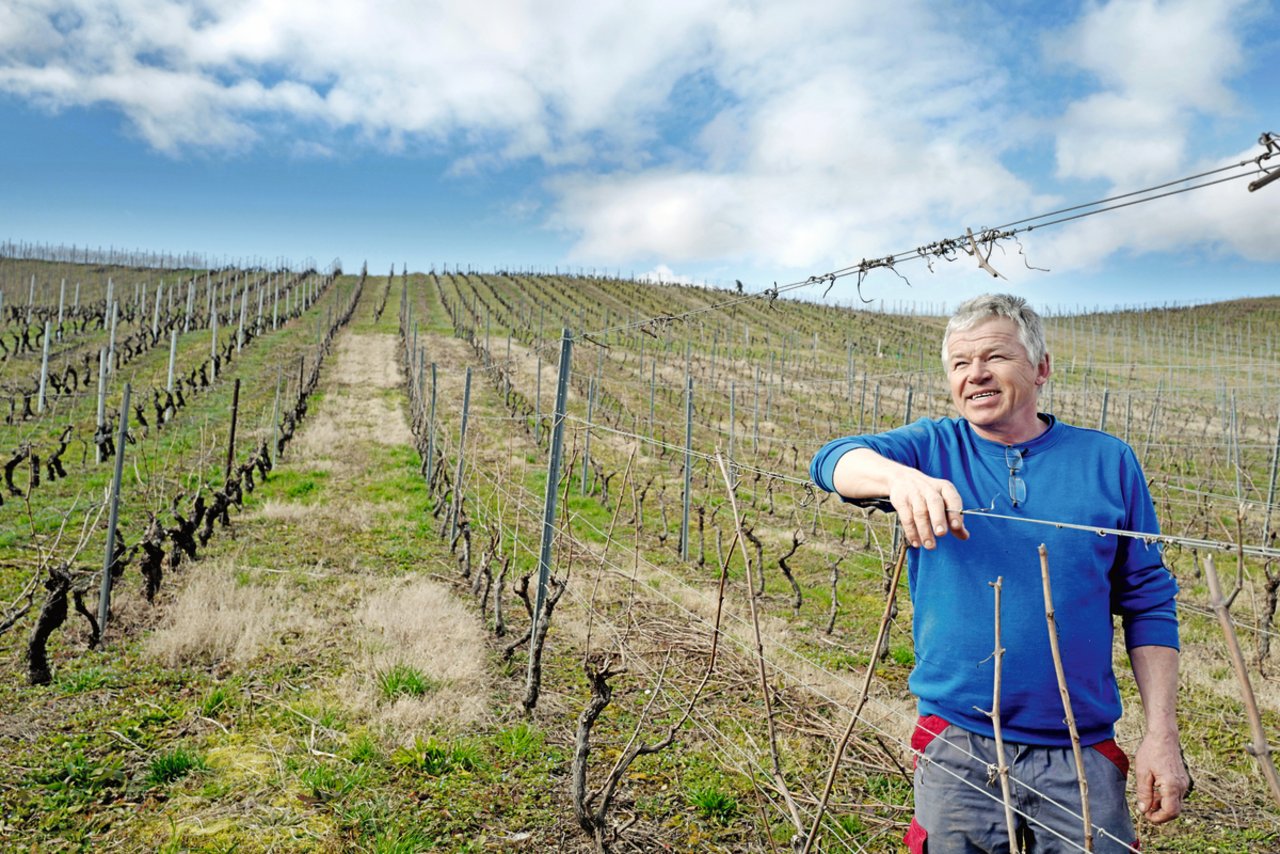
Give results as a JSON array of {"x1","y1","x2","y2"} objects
[{"x1": 1, "y1": 252, "x2": 1278, "y2": 852}]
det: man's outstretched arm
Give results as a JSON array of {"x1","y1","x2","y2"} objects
[{"x1": 831, "y1": 448, "x2": 969, "y2": 550}]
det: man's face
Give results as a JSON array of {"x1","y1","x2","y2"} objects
[{"x1": 945, "y1": 317, "x2": 1050, "y2": 443}]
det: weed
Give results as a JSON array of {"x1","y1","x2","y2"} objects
[
  {"x1": 286, "y1": 472, "x2": 326, "y2": 500},
  {"x1": 688, "y1": 784, "x2": 739, "y2": 825},
  {"x1": 157, "y1": 816, "x2": 183, "y2": 854},
  {"x1": 824, "y1": 650, "x2": 866, "y2": 671},
  {"x1": 147, "y1": 747, "x2": 207, "y2": 786},
  {"x1": 377, "y1": 663, "x2": 438, "y2": 701},
  {"x1": 392, "y1": 737, "x2": 453, "y2": 775},
  {"x1": 304, "y1": 702, "x2": 346, "y2": 731},
  {"x1": 32, "y1": 752, "x2": 125, "y2": 794},
  {"x1": 300, "y1": 762, "x2": 374, "y2": 802},
  {"x1": 58, "y1": 665, "x2": 112, "y2": 694},
  {"x1": 201, "y1": 684, "x2": 234, "y2": 717},
  {"x1": 493, "y1": 721, "x2": 545, "y2": 760},
  {"x1": 372, "y1": 828, "x2": 437, "y2": 853},
  {"x1": 447, "y1": 739, "x2": 485, "y2": 772},
  {"x1": 836, "y1": 813, "x2": 866, "y2": 836},
  {"x1": 865, "y1": 773, "x2": 912, "y2": 806},
  {"x1": 348, "y1": 731, "x2": 382, "y2": 764},
  {"x1": 390, "y1": 736, "x2": 481, "y2": 776}
]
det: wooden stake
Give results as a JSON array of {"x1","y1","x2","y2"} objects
[
  {"x1": 1204, "y1": 555, "x2": 1280, "y2": 808},
  {"x1": 1040, "y1": 544, "x2": 1093, "y2": 852},
  {"x1": 980, "y1": 576, "x2": 1020, "y2": 853},
  {"x1": 718, "y1": 453, "x2": 805, "y2": 841}
]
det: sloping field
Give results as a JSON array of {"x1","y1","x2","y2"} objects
[{"x1": 1, "y1": 260, "x2": 1277, "y2": 852}]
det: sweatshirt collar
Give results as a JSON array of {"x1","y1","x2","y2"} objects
[{"x1": 966, "y1": 413, "x2": 1063, "y2": 457}]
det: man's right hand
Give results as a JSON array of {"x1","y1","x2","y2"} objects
[
  {"x1": 888, "y1": 470, "x2": 970, "y2": 549},
  {"x1": 833, "y1": 448, "x2": 969, "y2": 549}
]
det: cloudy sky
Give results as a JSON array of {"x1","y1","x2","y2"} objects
[{"x1": 1, "y1": 0, "x2": 1277, "y2": 310}]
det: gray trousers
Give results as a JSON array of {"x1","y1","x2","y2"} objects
[{"x1": 907, "y1": 716, "x2": 1138, "y2": 854}]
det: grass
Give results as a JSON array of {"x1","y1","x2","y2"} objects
[
  {"x1": 1, "y1": 271, "x2": 1277, "y2": 852},
  {"x1": 348, "y1": 731, "x2": 383, "y2": 764},
  {"x1": 263, "y1": 467, "x2": 330, "y2": 502},
  {"x1": 147, "y1": 747, "x2": 208, "y2": 785},
  {"x1": 200, "y1": 683, "x2": 235, "y2": 716},
  {"x1": 300, "y1": 761, "x2": 377, "y2": 801},
  {"x1": 687, "y1": 784, "x2": 740, "y2": 825},
  {"x1": 865, "y1": 773, "x2": 913, "y2": 807},
  {"x1": 391, "y1": 736, "x2": 482, "y2": 776},
  {"x1": 376, "y1": 663, "x2": 438, "y2": 700},
  {"x1": 57, "y1": 664, "x2": 113, "y2": 694},
  {"x1": 493, "y1": 721, "x2": 552, "y2": 761},
  {"x1": 29, "y1": 749, "x2": 126, "y2": 794}
]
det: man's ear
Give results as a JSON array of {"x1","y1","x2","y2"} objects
[{"x1": 1035, "y1": 353, "x2": 1051, "y2": 386}]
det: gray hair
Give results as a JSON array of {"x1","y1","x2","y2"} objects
[{"x1": 941, "y1": 293, "x2": 1047, "y2": 367}]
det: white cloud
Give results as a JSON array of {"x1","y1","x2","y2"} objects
[
  {"x1": 1, "y1": 0, "x2": 1274, "y2": 284},
  {"x1": 0, "y1": 0, "x2": 721, "y2": 158},
  {"x1": 1034, "y1": 0, "x2": 1278, "y2": 270},
  {"x1": 1024, "y1": 141, "x2": 1280, "y2": 274},
  {"x1": 1052, "y1": 0, "x2": 1244, "y2": 108},
  {"x1": 550, "y1": 28, "x2": 1037, "y2": 274},
  {"x1": 637, "y1": 264, "x2": 698, "y2": 285},
  {"x1": 1048, "y1": 0, "x2": 1248, "y2": 184},
  {"x1": 0, "y1": 2, "x2": 62, "y2": 55}
]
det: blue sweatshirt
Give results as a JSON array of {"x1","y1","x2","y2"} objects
[{"x1": 810, "y1": 415, "x2": 1179, "y2": 746}]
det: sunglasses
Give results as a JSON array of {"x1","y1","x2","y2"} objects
[{"x1": 1006, "y1": 446, "x2": 1026, "y2": 507}]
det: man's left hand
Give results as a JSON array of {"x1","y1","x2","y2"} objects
[{"x1": 1133, "y1": 733, "x2": 1189, "y2": 823}]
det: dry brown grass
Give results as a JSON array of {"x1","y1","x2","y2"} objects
[
  {"x1": 331, "y1": 332, "x2": 405, "y2": 390},
  {"x1": 289, "y1": 333, "x2": 414, "y2": 466},
  {"x1": 144, "y1": 559, "x2": 322, "y2": 668},
  {"x1": 548, "y1": 532, "x2": 920, "y2": 763},
  {"x1": 346, "y1": 576, "x2": 492, "y2": 739},
  {"x1": 249, "y1": 497, "x2": 384, "y2": 530},
  {"x1": 289, "y1": 394, "x2": 412, "y2": 462},
  {"x1": 1179, "y1": 634, "x2": 1280, "y2": 716}
]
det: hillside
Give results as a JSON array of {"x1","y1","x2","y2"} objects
[{"x1": 1, "y1": 261, "x2": 1277, "y2": 852}]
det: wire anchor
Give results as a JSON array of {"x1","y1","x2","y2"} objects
[{"x1": 1248, "y1": 132, "x2": 1280, "y2": 192}]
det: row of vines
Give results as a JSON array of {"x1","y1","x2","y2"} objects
[
  {"x1": 399, "y1": 269, "x2": 1278, "y2": 851},
  {"x1": 0, "y1": 254, "x2": 365, "y2": 686},
  {"x1": 2, "y1": 251, "x2": 1276, "y2": 852}
]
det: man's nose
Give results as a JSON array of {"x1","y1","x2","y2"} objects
[{"x1": 966, "y1": 359, "x2": 991, "y2": 380}]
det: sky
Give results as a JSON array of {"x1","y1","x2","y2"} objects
[{"x1": 1, "y1": 0, "x2": 1277, "y2": 312}]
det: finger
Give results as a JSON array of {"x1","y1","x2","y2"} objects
[
  {"x1": 921, "y1": 489, "x2": 951, "y2": 547},
  {"x1": 940, "y1": 483, "x2": 970, "y2": 539},
  {"x1": 1148, "y1": 794, "x2": 1182, "y2": 824},
  {"x1": 892, "y1": 498, "x2": 923, "y2": 549},
  {"x1": 926, "y1": 486, "x2": 957, "y2": 540},
  {"x1": 912, "y1": 499, "x2": 935, "y2": 549},
  {"x1": 1151, "y1": 783, "x2": 1184, "y2": 823},
  {"x1": 1134, "y1": 771, "x2": 1155, "y2": 816}
]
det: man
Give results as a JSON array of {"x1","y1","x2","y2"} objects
[{"x1": 809, "y1": 294, "x2": 1188, "y2": 853}]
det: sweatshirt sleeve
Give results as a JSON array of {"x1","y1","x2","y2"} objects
[
  {"x1": 1111, "y1": 448, "x2": 1180, "y2": 651},
  {"x1": 809, "y1": 421, "x2": 934, "y2": 494},
  {"x1": 809, "y1": 436, "x2": 864, "y2": 493}
]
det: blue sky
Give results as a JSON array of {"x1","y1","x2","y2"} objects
[{"x1": 1, "y1": 0, "x2": 1277, "y2": 311}]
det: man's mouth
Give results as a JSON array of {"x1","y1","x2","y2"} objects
[{"x1": 969, "y1": 391, "x2": 998, "y2": 401}]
